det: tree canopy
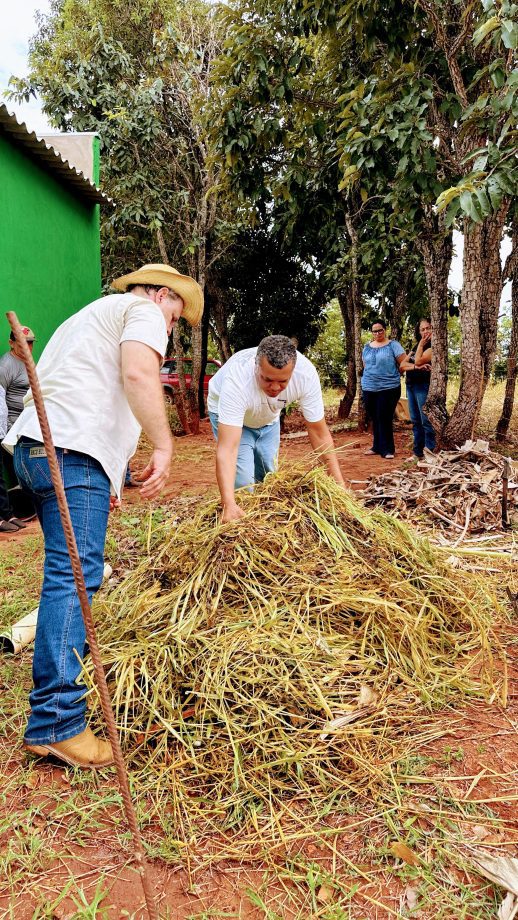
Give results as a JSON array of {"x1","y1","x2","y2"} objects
[{"x1": 9, "y1": 0, "x2": 518, "y2": 441}]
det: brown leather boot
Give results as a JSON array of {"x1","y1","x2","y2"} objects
[{"x1": 24, "y1": 727, "x2": 114, "y2": 768}]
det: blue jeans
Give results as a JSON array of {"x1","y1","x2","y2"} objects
[
  {"x1": 13, "y1": 439, "x2": 110, "y2": 744},
  {"x1": 407, "y1": 383, "x2": 436, "y2": 456},
  {"x1": 209, "y1": 413, "x2": 280, "y2": 488}
]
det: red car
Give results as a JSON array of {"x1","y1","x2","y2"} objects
[{"x1": 160, "y1": 357, "x2": 221, "y2": 401}]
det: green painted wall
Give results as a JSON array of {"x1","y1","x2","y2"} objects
[{"x1": 0, "y1": 134, "x2": 101, "y2": 360}]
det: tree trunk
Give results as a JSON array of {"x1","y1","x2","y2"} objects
[
  {"x1": 171, "y1": 323, "x2": 192, "y2": 435},
  {"x1": 496, "y1": 263, "x2": 517, "y2": 440},
  {"x1": 337, "y1": 287, "x2": 356, "y2": 419},
  {"x1": 198, "y1": 290, "x2": 210, "y2": 419},
  {"x1": 389, "y1": 268, "x2": 410, "y2": 341},
  {"x1": 344, "y1": 212, "x2": 367, "y2": 429},
  {"x1": 480, "y1": 204, "x2": 510, "y2": 383},
  {"x1": 207, "y1": 274, "x2": 232, "y2": 362},
  {"x1": 444, "y1": 204, "x2": 509, "y2": 446},
  {"x1": 184, "y1": 240, "x2": 205, "y2": 436},
  {"x1": 187, "y1": 323, "x2": 202, "y2": 435},
  {"x1": 156, "y1": 228, "x2": 192, "y2": 432},
  {"x1": 156, "y1": 227, "x2": 168, "y2": 263},
  {"x1": 418, "y1": 213, "x2": 452, "y2": 444}
]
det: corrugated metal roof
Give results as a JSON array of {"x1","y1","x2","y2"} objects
[{"x1": 0, "y1": 105, "x2": 113, "y2": 206}]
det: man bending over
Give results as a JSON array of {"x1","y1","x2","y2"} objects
[{"x1": 208, "y1": 335, "x2": 345, "y2": 522}]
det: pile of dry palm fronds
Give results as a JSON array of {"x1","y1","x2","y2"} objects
[
  {"x1": 362, "y1": 440, "x2": 517, "y2": 540},
  {"x1": 88, "y1": 464, "x2": 505, "y2": 834}
]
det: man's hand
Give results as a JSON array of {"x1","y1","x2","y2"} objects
[
  {"x1": 134, "y1": 446, "x2": 173, "y2": 499},
  {"x1": 305, "y1": 418, "x2": 346, "y2": 487},
  {"x1": 120, "y1": 341, "x2": 174, "y2": 498},
  {"x1": 109, "y1": 496, "x2": 121, "y2": 512},
  {"x1": 221, "y1": 501, "x2": 245, "y2": 524},
  {"x1": 215, "y1": 422, "x2": 244, "y2": 514}
]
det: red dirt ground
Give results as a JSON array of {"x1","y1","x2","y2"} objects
[{"x1": 1, "y1": 417, "x2": 516, "y2": 919}]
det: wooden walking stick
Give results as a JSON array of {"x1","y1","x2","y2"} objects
[{"x1": 6, "y1": 311, "x2": 160, "y2": 920}]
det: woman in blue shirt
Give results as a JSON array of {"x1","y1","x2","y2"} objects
[{"x1": 361, "y1": 319, "x2": 406, "y2": 459}]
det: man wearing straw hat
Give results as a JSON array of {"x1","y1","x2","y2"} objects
[
  {"x1": 208, "y1": 335, "x2": 345, "y2": 522},
  {"x1": 3, "y1": 264, "x2": 203, "y2": 768}
]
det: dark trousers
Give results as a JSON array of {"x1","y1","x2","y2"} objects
[
  {"x1": 363, "y1": 386, "x2": 401, "y2": 457},
  {"x1": 0, "y1": 446, "x2": 14, "y2": 520}
]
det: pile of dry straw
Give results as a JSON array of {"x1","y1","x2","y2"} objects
[{"x1": 89, "y1": 464, "x2": 506, "y2": 831}]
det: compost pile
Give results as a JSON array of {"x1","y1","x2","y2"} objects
[
  {"x1": 90, "y1": 465, "x2": 504, "y2": 832},
  {"x1": 362, "y1": 440, "x2": 517, "y2": 539}
]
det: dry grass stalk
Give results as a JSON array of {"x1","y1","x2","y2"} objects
[{"x1": 87, "y1": 463, "x2": 506, "y2": 837}]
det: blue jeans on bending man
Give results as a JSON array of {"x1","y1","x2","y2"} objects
[
  {"x1": 14, "y1": 439, "x2": 110, "y2": 745},
  {"x1": 209, "y1": 412, "x2": 280, "y2": 488}
]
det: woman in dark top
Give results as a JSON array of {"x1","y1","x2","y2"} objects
[{"x1": 401, "y1": 318, "x2": 435, "y2": 458}]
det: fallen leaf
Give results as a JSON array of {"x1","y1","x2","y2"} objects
[
  {"x1": 319, "y1": 707, "x2": 371, "y2": 740},
  {"x1": 317, "y1": 883, "x2": 334, "y2": 904},
  {"x1": 24, "y1": 772, "x2": 39, "y2": 790},
  {"x1": 403, "y1": 885, "x2": 419, "y2": 910},
  {"x1": 472, "y1": 854, "x2": 518, "y2": 897},
  {"x1": 390, "y1": 841, "x2": 421, "y2": 867},
  {"x1": 498, "y1": 892, "x2": 518, "y2": 920},
  {"x1": 472, "y1": 824, "x2": 491, "y2": 841},
  {"x1": 52, "y1": 907, "x2": 74, "y2": 920}
]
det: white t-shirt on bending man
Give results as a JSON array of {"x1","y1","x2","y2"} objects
[
  {"x1": 207, "y1": 347, "x2": 325, "y2": 429},
  {"x1": 3, "y1": 293, "x2": 167, "y2": 497}
]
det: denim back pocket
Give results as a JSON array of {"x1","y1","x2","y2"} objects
[{"x1": 14, "y1": 443, "x2": 64, "y2": 497}]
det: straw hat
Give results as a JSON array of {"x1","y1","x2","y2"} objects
[{"x1": 112, "y1": 263, "x2": 203, "y2": 327}]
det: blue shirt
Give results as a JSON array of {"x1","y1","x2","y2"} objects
[{"x1": 362, "y1": 340, "x2": 405, "y2": 391}]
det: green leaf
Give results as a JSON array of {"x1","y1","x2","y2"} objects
[
  {"x1": 473, "y1": 154, "x2": 489, "y2": 172},
  {"x1": 487, "y1": 180, "x2": 503, "y2": 210},
  {"x1": 490, "y1": 67, "x2": 506, "y2": 88},
  {"x1": 436, "y1": 186, "x2": 461, "y2": 212},
  {"x1": 460, "y1": 190, "x2": 482, "y2": 222},
  {"x1": 501, "y1": 19, "x2": 518, "y2": 48},
  {"x1": 494, "y1": 171, "x2": 516, "y2": 194},
  {"x1": 444, "y1": 198, "x2": 461, "y2": 229},
  {"x1": 475, "y1": 186, "x2": 492, "y2": 217},
  {"x1": 473, "y1": 16, "x2": 500, "y2": 47}
]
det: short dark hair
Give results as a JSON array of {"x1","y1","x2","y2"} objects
[
  {"x1": 127, "y1": 283, "x2": 164, "y2": 294},
  {"x1": 371, "y1": 318, "x2": 386, "y2": 330},
  {"x1": 256, "y1": 335, "x2": 297, "y2": 370}
]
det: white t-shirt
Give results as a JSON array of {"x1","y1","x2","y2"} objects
[
  {"x1": 207, "y1": 347, "x2": 325, "y2": 428},
  {"x1": 3, "y1": 293, "x2": 167, "y2": 497}
]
